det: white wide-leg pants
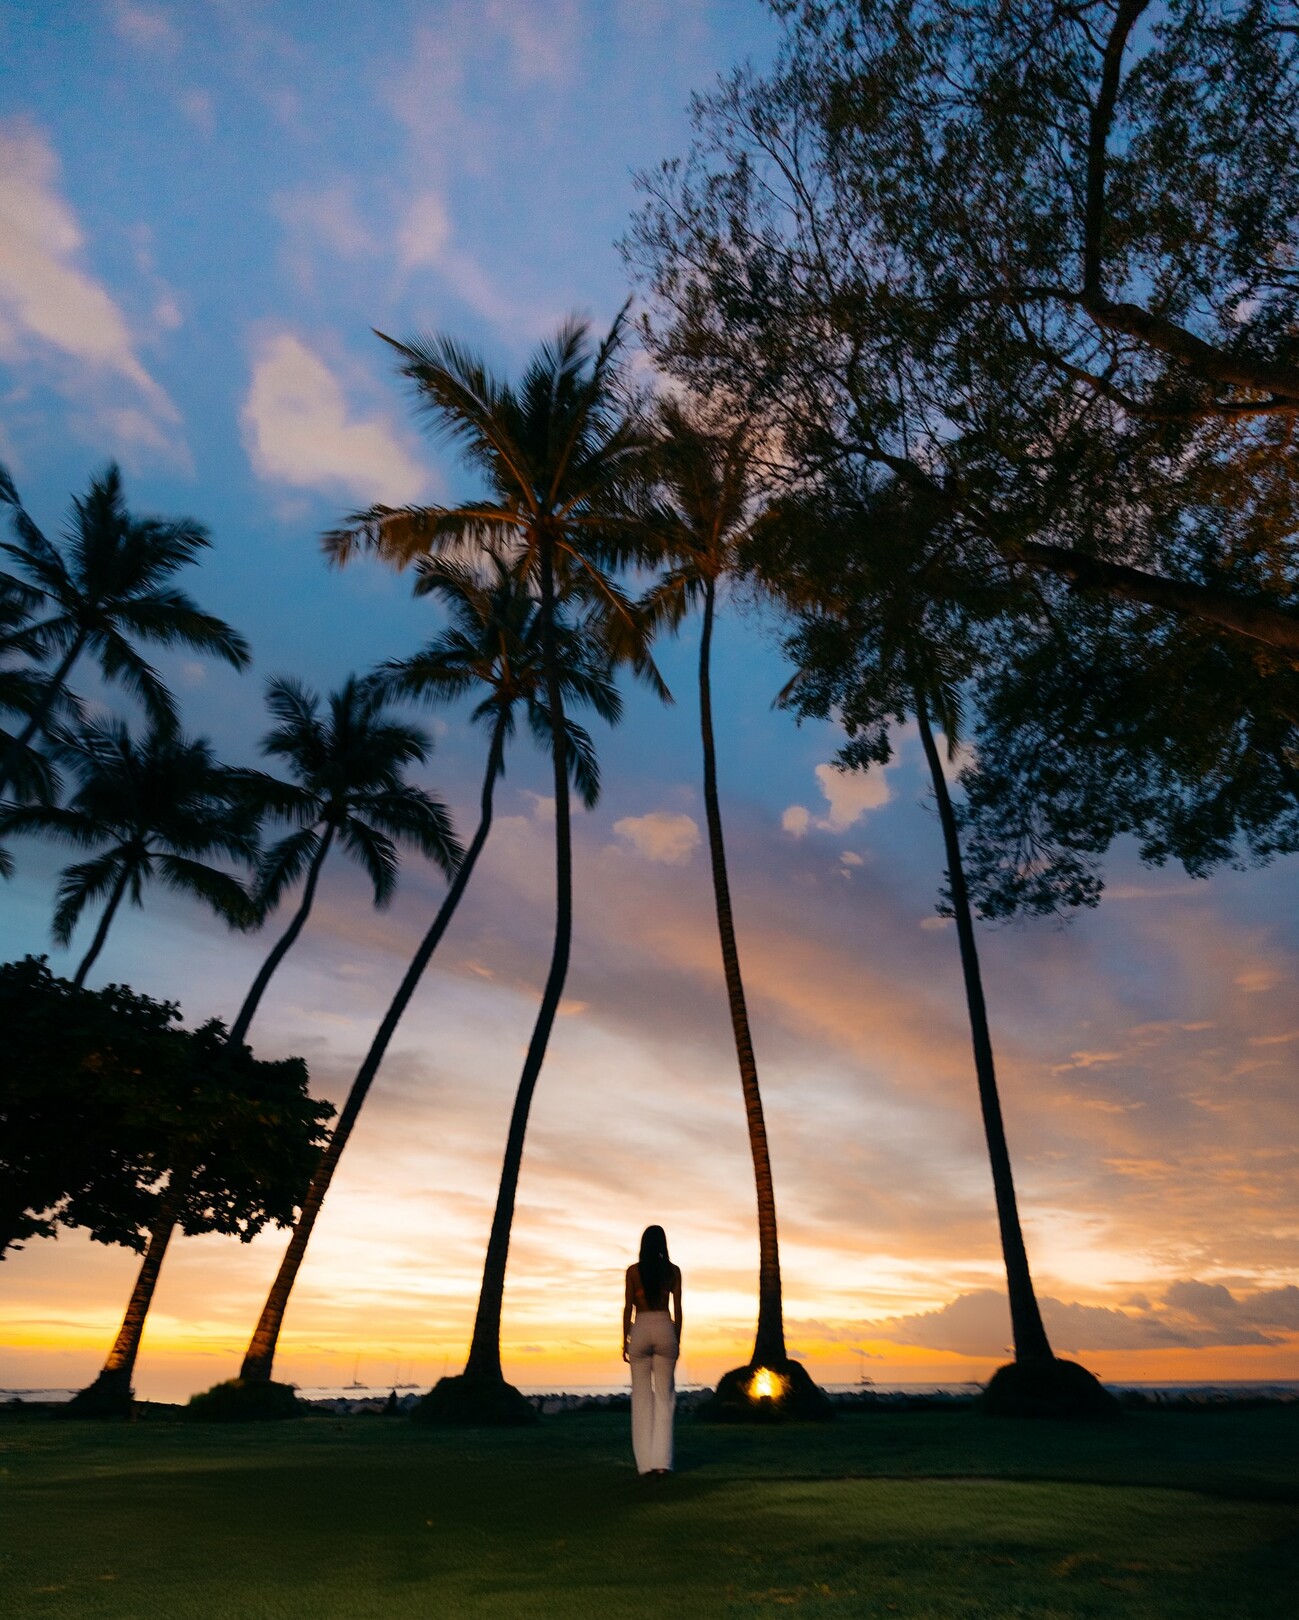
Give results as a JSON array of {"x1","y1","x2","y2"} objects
[{"x1": 629, "y1": 1310, "x2": 677, "y2": 1473}]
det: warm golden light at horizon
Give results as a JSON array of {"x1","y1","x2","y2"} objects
[{"x1": 2, "y1": 755, "x2": 1295, "y2": 1406}]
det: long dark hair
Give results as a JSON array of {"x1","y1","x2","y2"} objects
[{"x1": 638, "y1": 1224, "x2": 671, "y2": 1307}]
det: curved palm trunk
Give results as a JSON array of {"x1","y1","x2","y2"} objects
[
  {"x1": 91, "y1": 829, "x2": 340, "y2": 1389},
  {"x1": 227, "y1": 826, "x2": 334, "y2": 1048},
  {"x1": 463, "y1": 543, "x2": 572, "y2": 1383},
  {"x1": 76, "y1": 1191, "x2": 179, "y2": 1406},
  {"x1": 73, "y1": 863, "x2": 132, "y2": 988},
  {"x1": 699, "y1": 579, "x2": 786, "y2": 1367},
  {"x1": 914, "y1": 690, "x2": 1054, "y2": 1365},
  {"x1": 0, "y1": 631, "x2": 85, "y2": 795},
  {"x1": 239, "y1": 714, "x2": 509, "y2": 1384}
]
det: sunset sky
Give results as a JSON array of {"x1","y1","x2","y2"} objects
[{"x1": 1, "y1": 1, "x2": 1296, "y2": 1403}]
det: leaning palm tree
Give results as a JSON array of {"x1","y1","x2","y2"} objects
[
  {"x1": 226, "y1": 674, "x2": 460, "y2": 1047},
  {"x1": 66, "y1": 684, "x2": 456, "y2": 1416},
  {"x1": 643, "y1": 401, "x2": 830, "y2": 1417},
  {"x1": 908, "y1": 664, "x2": 1117, "y2": 1416},
  {"x1": 0, "y1": 464, "x2": 249, "y2": 791},
  {"x1": 0, "y1": 719, "x2": 254, "y2": 985},
  {"x1": 909, "y1": 661, "x2": 1054, "y2": 1363},
  {"x1": 324, "y1": 312, "x2": 662, "y2": 1420},
  {"x1": 230, "y1": 553, "x2": 623, "y2": 1394}
]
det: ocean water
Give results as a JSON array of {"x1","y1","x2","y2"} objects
[{"x1": 6, "y1": 1379, "x2": 1298, "y2": 1404}]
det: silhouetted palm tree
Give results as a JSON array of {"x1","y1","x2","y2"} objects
[
  {"x1": 910, "y1": 666, "x2": 1055, "y2": 1366},
  {"x1": 0, "y1": 719, "x2": 254, "y2": 985},
  {"x1": 227, "y1": 674, "x2": 460, "y2": 1047},
  {"x1": 0, "y1": 576, "x2": 67, "y2": 875},
  {"x1": 642, "y1": 401, "x2": 793, "y2": 1371},
  {"x1": 324, "y1": 314, "x2": 661, "y2": 1415},
  {"x1": 0, "y1": 464, "x2": 249, "y2": 791},
  {"x1": 235, "y1": 553, "x2": 622, "y2": 1388}
]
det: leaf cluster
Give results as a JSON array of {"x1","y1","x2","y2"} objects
[
  {"x1": 626, "y1": 0, "x2": 1299, "y2": 908},
  {"x1": 0, "y1": 957, "x2": 332, "y2": 1258}
]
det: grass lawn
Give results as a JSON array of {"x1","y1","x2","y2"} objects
[{"x1": 2, "y1": 1406, "x2": 1296, "y2": 1618}]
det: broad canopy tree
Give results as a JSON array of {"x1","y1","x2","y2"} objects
[
  {"x1": 0, "y1": 957, "x2": 330, "y2": 1413},
  {"x1": 1, "y1": 957, "x2": 180, "y2": 1260},
  {"x1": 628, "y1": 0, "x2": 1299, "y2": 899},
  {"x1": 630, "y1": 0, "x2": 1299, "y2": 643}
]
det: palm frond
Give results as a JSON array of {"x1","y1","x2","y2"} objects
[
  {"x1": 0, "y1": 466, "x2": 68, "y2": 597},
  {"x1": 378, "y1": 329, "x2": 542, "y2": 504},
  {"x1": 528, "y1": 703, "x2": 602, "y2": 809},
  {"x1": 52, "y1": 849, "x2": 127, "y2": 945},
  {"x1": 324, "y1": 503, "x2": 522, "y2": 571},
  {"x1": 337, "y1": 815, "x2": 399, "y2": 906},
  {"x1": 0, "y1": 802, "x2": 111, "y2": 848},
  {"x1": 254, "y1": 825, "x2": 325, "y2": 915},
  {"x1": 110, "y1": 590, "x2": 251, "y2": 668},
  {"x1": 225, "y1": 765, "x2": 320, "y2": 826},
  {"x1": 92, "y1": 630, "x2": 178, "y2": 729},
  {"x1": 354, "y1": 783, "x2": 462, "y2": 878},
  {"x1": 154, "y1": 853, "x2": 254, "y2": 928}
]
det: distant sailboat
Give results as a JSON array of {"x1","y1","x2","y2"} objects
[{"x1": 345, "y1": 1354, "x2": 367, "y2": 1390}]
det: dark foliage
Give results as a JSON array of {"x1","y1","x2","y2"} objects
[{"x1": 0, "y1": 957, "x2": 332, "y2": 1260}]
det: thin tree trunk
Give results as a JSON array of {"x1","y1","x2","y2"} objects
[
  {"x1": 227, "y1": 826, "x2": 334, "y2": 1048},
  {"x1": 699, "y1": 579, "x2": 787, "y2": 1368},
  {"x1": 73, "y1": 862, "x2": 132, "y2": 988},
  {"x1": 463, "y1": 543, "x2": 572, "y2": 1383},
  {"x1": 0, "y1": 631, "x2": 86, "y2": 794},
  {"x1": 82, "y1": 1196, "x2": 179, "y2": 1401},
  {"x1": 240, "y1": 715, "x2": 509, "y2": 1384},
  {"x1": 914, "y1": 689, "x2": 1054, "y2": 1365}
]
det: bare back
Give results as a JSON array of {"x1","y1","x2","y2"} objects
[{"x1": 627, "y1": 1261, "x2": 680, "y2": 1316}]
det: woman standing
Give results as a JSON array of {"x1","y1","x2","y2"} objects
[{"x1": 622, "y1": 1225, "x2": 682, "y2": 1475}]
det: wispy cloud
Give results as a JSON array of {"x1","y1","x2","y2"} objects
[
  {"x1": 396, "y1": 192, "x2": 452, "y2": 272},
  {"x1": 274, "y1": 185, "x2": 375, "y2": 290},
  {"x1": 106, "y1": 0, "x2": 181, "y2": 56},
  {"x1": 240, "y1": 332, "x2": 427, "y2": 506},
  {"x1": 0, "y1": 119, "x2": 182, "y2": 456}
]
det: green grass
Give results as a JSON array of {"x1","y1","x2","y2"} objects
[{"x1": 2, "y1": 1407, "x2": 1296, "y2": 1618}]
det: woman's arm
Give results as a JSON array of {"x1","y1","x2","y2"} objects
[
  {"x1": 671, "y1": 1265, "x2": 683, "y2": 1348},
  {"x1": 622, "y1": 1267, "x2": 634, "y2": 1362}
]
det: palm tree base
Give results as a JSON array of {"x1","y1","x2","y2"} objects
[
  {"x1": 412, "y1": 1373, "x2": 538, "y2": 1427},
  {"x1": 186, "y1": 1378, "x2": 305, "y2": 1422},
  {"x1": 64, "y1": 1370, "x2": 134, "y2": 1419},
  {"x1": 980, "y1": 1358, "x2": 1121, "y2": 1421},
  {"x1": 696, "y1": 1359, "x2": 835, "y2": 1423}
]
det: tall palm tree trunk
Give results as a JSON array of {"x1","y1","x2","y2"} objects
[
  {"x1": 699, "y1": 579, "x2": 787, "y2": 1368},
  {"x1": 239, "y1": 714, "x2": 509, "y2": 1384},
  {"x1": 0, "y1": 632, "x2": 85, "y2": 794},
  {"x1": 227, "y1": 826, "x2": 335, "y2": 1048},
  {"x1": 92, "y1": 828, "x2": 340, "y2": 1396},
  {"x1": 463, "y1": 545, "x2": 572, "y2": 1384},
  {"x1": 73, "y1": 862, "x2": 132, "y2": 988},
  {"x1": 73, "y1": 1190, "x2": 180, "y2": 1408},
  {"x1": 914, "y1": 690, "x2": 1054, "y2": 1365}
]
